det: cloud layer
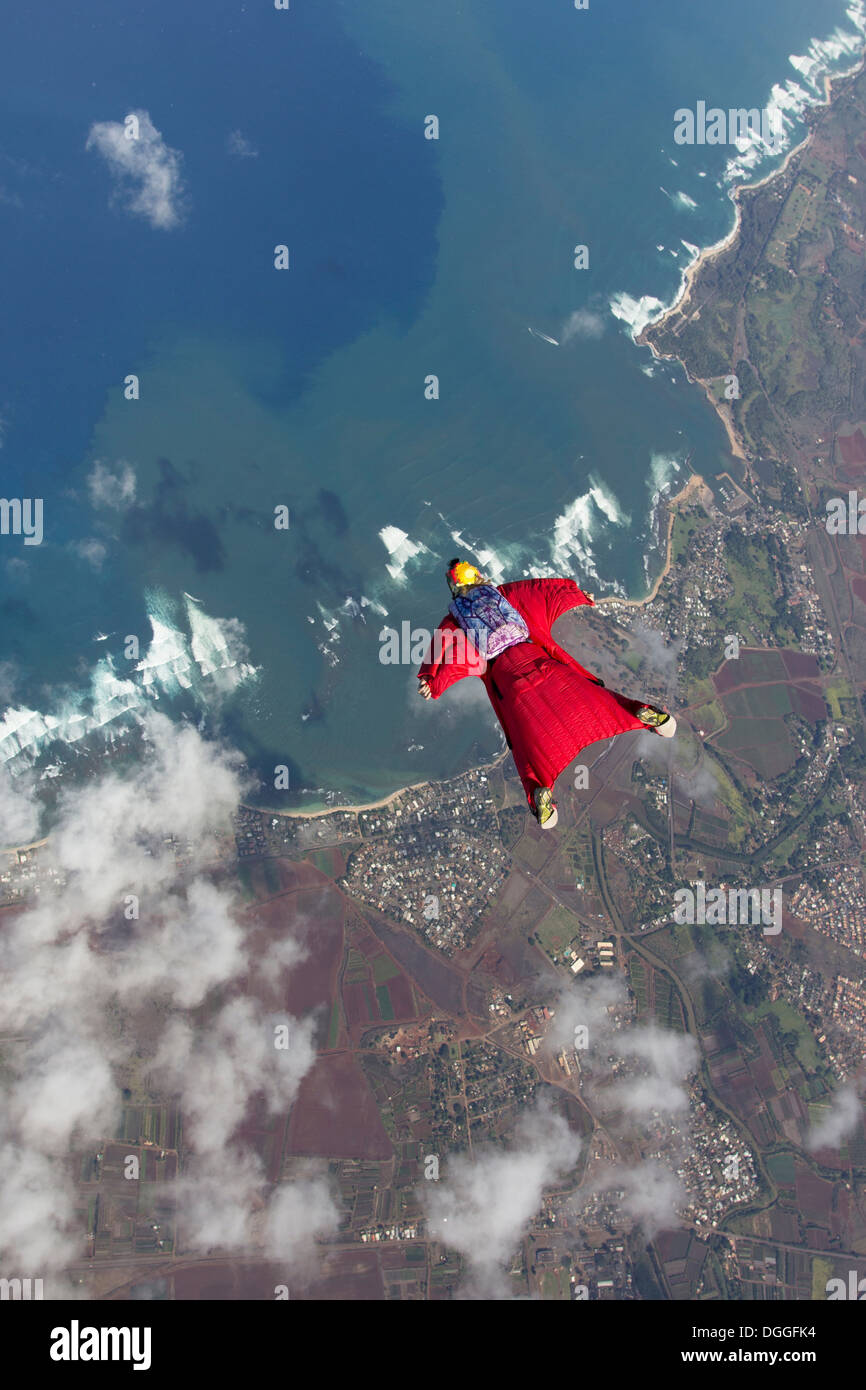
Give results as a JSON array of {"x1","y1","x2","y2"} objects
[
  {"x1": 806, "y1": 1084, "x2": 863, "y2": 1152},
  {"x1": 422, "y1": 1095, "x2": 579, "y2": 1296},
  {"x1": 0, "y1": 713, "x2": 337, "y2": 1282},
  {"x1": 86, "y1": 110, "x2": 186, "y2": 229}
]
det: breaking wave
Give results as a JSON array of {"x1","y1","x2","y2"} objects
[
  {"x1": 0, "y1": 593, "x2": 258, "y2": 772},
  {"x1": 612, "y1": 0, "x2": 866, "y2": 344},
  {"x1": 378, "y1": 525, "x2": 431, "y2": 585}
]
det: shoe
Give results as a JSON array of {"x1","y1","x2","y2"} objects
[
  {"x1": 532, "y1": 786, "x2": 558, "y2": 829},
  {"x1": 637, "y1": 706, "x2": 677, "y2": 738}
]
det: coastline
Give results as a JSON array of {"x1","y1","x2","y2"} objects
[
  {"x1": 253, "y1": 751, "x2": 509, "y2": 821},
  {"x1": 259, "y1": 779, "x2": 432, "y2": 821},
  {"x1": 638, "y1": 58, "x2": 865, "y2": 350},
  {"x1": 36, "y1": 68, "x2": 862, "y2": 840},
  {"x1": 596, "y1": 470, "x2": 712, "y2": 610},
  {"x1": 694, "y1": 379, "x2": 746, "y2": 461},
  {"x1": 266, "y1": 469, "x2": 711, "y2": 823},
  {"x1": 269, "y1": 468, "x2": 713, "y2": 823}
]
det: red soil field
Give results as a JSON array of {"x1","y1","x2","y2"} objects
[
  {"x1": 242, "y1": 885, "x2": 344, "y2": 1021},
  {"x1": 790, "y1": 686, "x2": 828, "y2": 721},
  {"x1": 838, "y1": 428, "x2": 866, "y2": 467},
  {"x1": 353, "y1": 927, "x2": 384, "y2": 957},
  {"x1": 713, "y1": 650, "x2": 787, "y2": 694},
  {"x1": 343, "y1": 980, "x2": 374, "y2": 1025},
  {"x1": 273, "y1": 858, "x2": 322, "y2": 893},
  {"x1": 293, "y1": 1249, "x2": 385, "y2": 1299},
  {"x1": 387, "y1": 974, "x2": 416, "y2": 1019},
  {"x1": 365, "y1": 913, "x2": 466, "y2": 1016},
  {"x1": 170, "y1": 1260, "x2": 322, "y2": 1300},
  {"x1": 781, "y1": 651, "x2": 821, "y2": 680},
  {"x1": 286, "y1": 1052, "x2": 393, "y2": 1160},
  {"x1": 795, "y1": 1171, "x2": 834, "y2": 1218},
  {"x1": 156, "y1": 1254, "x2": 390, "y2": 1300}
]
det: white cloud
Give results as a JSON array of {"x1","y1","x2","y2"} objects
[
  {"x1": 263, "y1": 1175, "x2": 340, "y2": 1270},
  {"x1": 227, "y1": 130, "x2": 258, "y2": 159},
  {"x1": 608, "y1": 1025, "x2": 700, "y2": 1117},
  {"x1": 546, "y1": 975, "x2": 698, "y2": 1123},
  {"x1": 151, "y1": 997, "x2": 317, "y2": 1153},
  {"x1": 806, "y1": 1085, "x2": 862, "y2": 1152},
  {"x1": 561, "y1": 309, "x2": 605, "y2": 342},
  {"x1": 86, "y1": 110, "x2": 186, "y2": 230},
  {"x1": 0, "y1": 713, "x2": 339, "y2": 1275},
  {"x1": 71, "y1": 538, "x2": 108, "y2": 570},
  {"x1": 88, "y1": 460, "x2": 137, "y2": 511},
  {"x1": 584, "y1": 1159, "x2": 686, "y2": 1240},
  {"x1": 0, "y1": 765, "x2": 40, "y2": 845},
  {"x1": 421, "y1": 1096, "x2": 579, "y2": 1296},
  {"x1": 171, "y1": 1150, "x2": 337, "y2": 1267}
]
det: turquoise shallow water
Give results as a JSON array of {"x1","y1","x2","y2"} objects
[{"x1": 0, "y1": 0, "x2": 862, "y2": 804}]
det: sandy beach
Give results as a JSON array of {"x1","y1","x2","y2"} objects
[
  {"x1": 263, "y1": 779, "x2": 432, "y2": 821},
  {"x1": 697, "y1": 378, "x2": 747, "y2": 460},
  {"x1": 260, "y1": 752, "x2": 510, "y2": 820},
  {"x1": 596, "y1": 470, "x2": 712, "y2": 610}
]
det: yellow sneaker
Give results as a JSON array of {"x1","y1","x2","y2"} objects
[
  {"x1": 637, "y1": 706, "x2": 676, "y2": 738},
  {"x1": 532, "y1": 786, "x2": 558, "y2": 829}
]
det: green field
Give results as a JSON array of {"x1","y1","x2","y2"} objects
[
  {"x1": 629, "y1": 956, "x2": 647, "y2": 1009},
  {"x1": 691, "y1": 700, "x2": 727, "y2": 735},
  {"x1": 652, "y1": 922, "x2": 697, "y2": 961},
  {"x1": 375, "y1": 985, "x2": 395, "y2": 1021},
  {"x1": 766, "y1": 1151, "x2": 796, "y2": 1185},
  {"x1": 671, "y1": 510, "x2": 707, "y2": 567},
  {"x1": 716, "y1": 718, "x2": 794, "y2": 778},
  {"x1": 236, "y1": 863, "x2": 255, "y2": 900},
  {"x1": 539, "y1": 1267, "x2": 572, "y2": 1299},
  {"x1": 372, "y1": 954, "x2": 401, "y2": 984},
  {"x1": 811, "y1": 1256, "x2": 833, "y2": 1301},
  {"x1": 826, "y1": 678, "x2": 853, "y2": 720},
  {"x1": 653, "y1": 973, "x2": 685, "y2": 1032},
  {"x1": 257, "y1": 858, "x2": 280, "y2": 895},
  {"x1": 723, "y1": 682, "x2": 793, "y2": 719},
  {"x1": 749, "y1": 1000, "x2": 819, "y2": 1070},
  {"x1": 307, "y1": 847, "x2": 342, "y2": 878},
  {"x1": 747, "y1": 683, "x2": 793, "y2": 717},
  {"x1": 701, "y1": 749, "x2": 749, "y2": 826},
  {"x1": 730, "y1": 650, "x2": 788, "y2": 683},
  {"x1": 725, "y1": 553, "x2": 778, "y2": 632},
  {"x1": 536, "y1": 904, "x2": 582, "y2": 957}
]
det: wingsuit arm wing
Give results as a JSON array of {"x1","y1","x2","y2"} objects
[
  {"x1": 500, "y1": 576, "x2": 595, "y2": 629},
  {"x1": 541, "y1": 576, "x2": 595, "y2": 625},
  {"x1": 417, "y1": 614, "x2": 486, "y2": 698}
]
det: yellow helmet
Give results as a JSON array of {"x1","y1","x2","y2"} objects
[{"x1": 448, "y1": 559, "x2": 483, "y2": 588}]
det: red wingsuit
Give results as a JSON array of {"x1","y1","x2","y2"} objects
[{"x1": 417, "y1": 577, "x2": 648, "y2": 809}]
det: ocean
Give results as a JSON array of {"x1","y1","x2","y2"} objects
[{"x1": 0, "y1": 0, "x2": 863, "y2": 811}]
